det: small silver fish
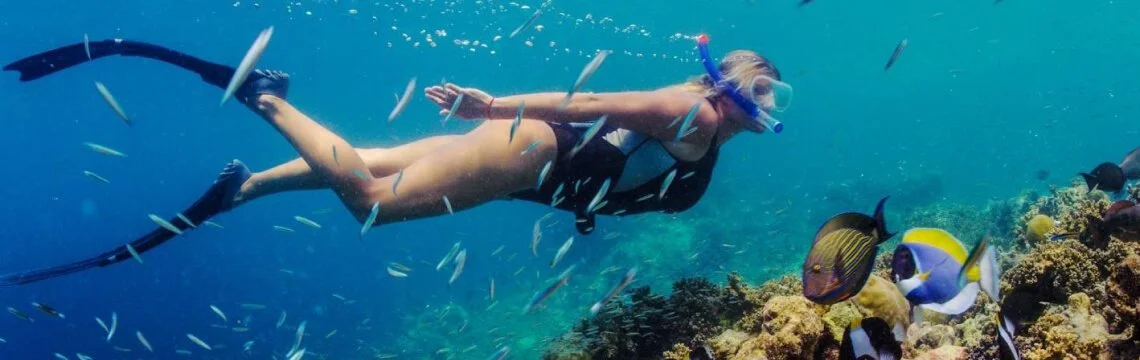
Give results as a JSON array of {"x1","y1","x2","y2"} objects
[
  {"x1": 525, "y1": 265, "x2": 575, "y2": 313},
  {"x1": 186, "y1": 333, "x2": 212, "y2": 351},
  {"x1": 325, "y1": 329, "x2": 338, "y2": 339},
  {"x1": 659, "y1": 169, "x2": 677, "y2": 200},
  {"x1": 533, "y1": 212, "x2": 553, "y2": 256},
  {"x1": 566, "y1": 115, "x2": 608, "y2": 159},
  {"x1": 84, "y1": 142, "x2": 126, "y2": 157},
  {"x1": 95, "y1": 317, "x2": 109, "y2": 333},
  {"x1": 587, "y1": 178, "x2": 612, "y2": 214},
  {"x1": 449, "y1": 250, "x2": 467, "y2": 285},
  {"x1": 388, "y1": 77, "x2": 417, "y2": 122},
  {"x1": 83, "y1": 170, "x2": 110, "y2": 184},
  {"x1": 202, "y1": 221, "x2": 224, "y2": 229},
  {"x1": 443, "y1": 196, "x2": 454, "y2": 215},
  {"x1": 680, "y1": 171, "x2": 696, "y2": 180},
  {"x1": 240, "y1": 303, "x2": 266, "y2": 310},
  {"x1": 509, "y1": 101, "x2": 525, "y2": 144},
  {"x1": 392, "y1": 169, "x2": 405, "y2": 195},
  {"x1": 442, "y1": 93, "x2": 464, "y2": 125},
  {"x1": 520, "y1": 140, "x2": 541, "y2": 156},
  {"x1": 636, "y1": 193, "x2": 655, "y2": 202},
  {"x1": 490, "y1": 277, "x2": 496, "y2": 301},
  {"x1": 31, "y1": 302, "x2": 64, "y2": 319},
  {"x1": 175, "y1": 350, "x2": 192, "y2": 356},
  {"x1": 360, "y1": 201, "x2": 380, "y2": 238},
  {"x1": 276, "y1": 311, "x2": 287, "y2": 329},
  {"x1": 536, "y1": 160, "x2": 553, "y2": 190},
  {"x1": 294, "y1": 216, "x2": 322, "y2": 229},
  {"x1": 209, "y1": 305, "x2": 227, "y2": 322},
  {"x1": 561, "y1": 50, "x2": 613, "y2": 108},
  {"x1": 273, "y1": 225, "x2": 295, "y2": 233},
  {"x1": 53, "y1": 353, "x2": 68, "y2": 360},
  {"x1": 94, "y1": 82, "x2": 130, "y2": 126},
  {"x1": 176, "y1": 213, "x2": 196, "y2": 228},
  {"x1": 287, "y1": 321, "x2": 306, "y2": 357},
  {"x1": 288, "y1": 348, "x2": 307, "y2": 360},
  {"x1": 148, "y1": 214, "x2": 182, "y2": 235},
  {"x1": 125, "y1": 244, "x2": 143, "y2": 264},
  {"x1": 885, "y1": 38, "x2": 908, "y2": 71},
  {"x1": 221, "y1": 26, "x2": 274, "y2": 105},
  {"x1": 107, "y1": 312, "x2": 117, "y2": 342},
  {"x1": 387, "y1": 266, "x2": 409, "y2": 278},
  {"x1": 437, "y1": 242, "x2": 462, "y2": 271},
  {"x1": 488, "y1": 346, "x2": 511, "y2": 360},
  {"x1": 509, "y1": 9, "x2": 542, "y2": 38},
  {"x1": 137, "y1": 331, "x2": 153, "y2": 352},
  {"x1": 674, "y1": 102, "x2": 702, "y2": 140},
  {"x1": 83, "y1": 33, "x2": 91, "y2": 60},
  {"x1": 590, "y1": 268, "x2": 638, "y2": 315},
  {"x1": 550, "y1": 236, "x2": 573, "y2": 268}
]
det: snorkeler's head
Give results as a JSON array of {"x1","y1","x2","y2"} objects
[{"x1": 690, "y1": 35, "x2": 793, "y2": 133}]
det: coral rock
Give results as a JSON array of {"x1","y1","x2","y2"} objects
[
  {"x1": 1022, "y1": 293, "x2": 1121, "y2": 360},
  {"x1": 662, "y1": 343, "x2": 691, "y2": 360},
  {"x1": 732, "y1": 296, "x2": 826, "y2": 360},
  {"x1": 912, "y1": 345, "x2": 967, "y2": 360},
  {"x1": 1107, "y1": 253, "x2": 1140, "y2": 341},
  {"x1": 1001, "y1": 239, "x2": 1104, "y2": 299}
]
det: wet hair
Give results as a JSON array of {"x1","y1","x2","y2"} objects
[{"x1": 683, "y1": 50, "x2": 782, "y2": 99}]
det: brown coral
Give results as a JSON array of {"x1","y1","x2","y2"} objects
[
  {"x1": 662, "y1": 343, "x2": 691, "y2": 360},
  {"x1": 1001, "y1": 239, "x2": 1105, "y2": 300},
  {"x1": 731, "y1": 296, "x2": 827, "y2": 359},
  {"x1": 1107, "y1": 253, "x2": 1140, "y2": 339},
  {"x1": 1021, "y1": 293, "x2": 1123, "y2": 360}
]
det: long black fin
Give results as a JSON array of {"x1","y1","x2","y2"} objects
[
  {"x1": 4, "y1": 39, "x2": 235, "y2": 90},
  {"x1": 0, "y1": 166, "x2": 237, "y2": 286},
  {"x1": 872, "y1": 196, "x2": 893, "y2": 244}
]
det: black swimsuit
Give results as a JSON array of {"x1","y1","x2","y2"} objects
[{"x1": 510, "y1": 122, "x2": 720, "y2": 234}]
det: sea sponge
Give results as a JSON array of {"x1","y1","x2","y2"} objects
[
  {"x1": 732, "y1": 296, "x2": 827, "y2": 359},
  {"x1": 1001, "y1": 239, "x2": 1105, "y2": 300},
  {"x1": 1021, "y1": 293, "x2": 1123, "y2": 360},
  {"x1": 662, "y1": 343, "x2": 691, "y2": 360},
  {"x1": 1025, "y1": 214, "x2": 1055, "y2": 245}
]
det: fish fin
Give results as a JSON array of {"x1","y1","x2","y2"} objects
[
  {"x1": 956, "y1": 235, "x2": 1001, "y2": 302},
  {"x1": 892, "y1": 323, "x2": 907, "y2": 342},
  {"x1": 872, "y1": 196, "x2": 894, "y2": 243},
  {"x1": 957, "y1": 234, "x2": 992, "y2": 287},
  {"x1": 997, "y1": 313, "x2": 1022, "y2": 360},
  {"x1": 910, "y1": 304, "x2": 924, "y2": 327},
  {"x1": 920, "y1": 282, "x2": 980, "y2": 315},
  {"x1": 902, "y1": 228, "x2": 968, "y2": 263},
  {"x1": 1080, "y1": 172, "x2": 1099, "y2": 192}
]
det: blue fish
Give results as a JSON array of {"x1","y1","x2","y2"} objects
[{"x1": 890, "y1": 228, "x2": 1001, "y2": 315}]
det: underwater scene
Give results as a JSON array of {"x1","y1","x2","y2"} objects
[{"x1": 1, "y1": 0, "x2": 1139, "y2": 359}]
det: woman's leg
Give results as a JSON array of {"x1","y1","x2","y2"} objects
[
  {"x1": 234, "y1": 135, "x2": 459, "y2": 205},
  {"x1": 250, "y1": 94, "x2": 557, "y2": 223}
]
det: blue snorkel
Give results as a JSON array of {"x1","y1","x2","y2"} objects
[{"x1": 696, "y1": 34, "x2": 784, "y2": 134}]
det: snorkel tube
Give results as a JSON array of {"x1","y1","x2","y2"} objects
[{"x1": 696, "y1": 34, "x2": 783, "y2": 134}]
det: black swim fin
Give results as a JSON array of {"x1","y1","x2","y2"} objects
[
  {"x1": 0, "y1": 161, "x2": 250, "y2": 286},
  {"x1": 4, "y1": 39, "x2": 235, "y2": 90}
]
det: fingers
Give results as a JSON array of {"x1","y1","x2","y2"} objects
[{"x1": 444, "y1": 83, "x2": 463, "y2": 93}]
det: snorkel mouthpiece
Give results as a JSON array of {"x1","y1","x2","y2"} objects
[{"x1": 696, "y1": 34, "x2": 783, "y2": 134}]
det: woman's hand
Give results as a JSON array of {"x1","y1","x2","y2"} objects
[{"x1": 424, "y1": 83, "x2": 494, "y2": 120}]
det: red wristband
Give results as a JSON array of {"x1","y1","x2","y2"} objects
[{"x1": 486, "y1": 98, "x2": 495, "y2": 119}]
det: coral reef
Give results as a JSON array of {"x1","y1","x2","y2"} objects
[
  {"x1": 1106, "y1": 250, "x2": 1140, "y2": 356},
  {"x1": 1001, "y1": 239, "x2": 1105, "y2": 300},
  {"x1": 1022, "y1": 293, "x2": 1126, "y2": 360},
  {"x1": 661, "y1": 343, "x2": 690, "y2": 360},
  {"x1": 1016, "y1": 181, "x2": 1110, "y2": 247},
  {"x1": 731, "y1": 296, "x2": 830, "y2": 360}
]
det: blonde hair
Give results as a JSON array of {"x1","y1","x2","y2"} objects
[{"x1": 676, "y1": 50, "x2": 782, "y2": 99}]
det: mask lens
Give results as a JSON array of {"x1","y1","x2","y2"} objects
[{"x1": 748, "y1": 75, "x2": 794, "y2": 112}]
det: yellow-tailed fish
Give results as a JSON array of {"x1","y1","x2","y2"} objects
[
  {"x1": 448, "y1": 250, "x2": 467, "y2": 285},
  {"x1": 802, "y1": 197, "x2": 892, "y2": 305},
  {"x1": 550, "y1": 236, "x2": 573, "y2": 268},
  {"x1": 83, "y1": 170, "x2": 110, "y2": 184},
  {"x1": 186, "y1": 333, "x2": 212, "y2": 350},
  {"x1": 436, "y1": 242, "x2": 461, "y2": 271},
  {"x1": 892, "y1": 229, "x2": 1001, "y2": 315},
  {"x1": 674, "y1": 102, "x2": 702, "y2": 140},
  {"x1": 94, "y1": 81, "x2": 130, "y2": 126},
  {"x1": 509, "y1": 9, "x2": 542, "y2": 38},
  {"x1": 148, "y1": 214, "x2": 183, "y2": 235},
  {"x1": 221, "y1": 26, "x2": 274, "y2": 105},
  {"x1": 107, "y1": 312, "x2": 117, "y2": 342},
  {"x1": 83, "y1": 33, "x2": 91, "y2": 60},
  {"x1": 509, "y1": 101, "x2": 525, "y2": 144},
  {"x1": 535, "y1": 160, "x2": 553, "y2": 190},
  {"x1": 525, "y1": 265, "x2": 575, "y2": 313},
  {"x1": 209, "y1": 305, "x2": 227, "y2": 322},
  {"x1": 31, "y1": 302, "x2": 64, "y2": 319},
  {"x1": 176, "y1": 213, "x2": 196, "y2": 228},
  {"x1": 561, "y1": 50, "x2": 613, "y2": 109},
  {"x1": 83, "y1": 142, "x2": 126, "y2": 157},
  {"x1": 590, "y1": 268, "x2": 637, "y2": 315},
  {"x1": 442, "y1": 93, "x2": 464, "y2": 125},
  {"x1": 386, "y1": 266, "x2": 408, "y2": 278},
  {"x1": 443, "y1": 196, "x2": 454, "y2": 215},
  {"x1": 392, "y1": 169, "x2": 404, "y2": 195},
  {"x1": 273, "y1": 225, "x2": 295, "y2": 233},
  {"x1": 586, "y1": 178, "x2": 611, "y2": 214},
  {"x1": 565, "y1": 115, "x2": 608, "y2": 159},
  {"x1": 520, "y1": 140, "x2": 541, "y2": 156},
  {"x1": 294, "y1": 216, "x2": 321, "y2": 229},
  {"x1": 659, "y1": 169, "x2": 677, "y2": 200},
  {"x1": 202, "y1": 221, "x2": 224, "y2": 229},
  {"x1": 388, "y1": 77, "x2": 416, "y2": 122},
  {"x1": 7, "y1": 307, "x2": 32, "y2": 322},
  {"x1": 360, "y1": 201, "x2": 380, "y2": 238},
  {"x1": 136, "y1": 331, "x2": 153, "y2": 352},
  {"x1": 125, "y1": 244, "x2": 143, "y2": 264},
  {"x1": 276, "y1": 311, "x2": 287, "y2": 329}
]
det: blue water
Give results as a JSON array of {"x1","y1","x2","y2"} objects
[{"x1": 0, "y1": 0, "x2": 1137, "y2": 358}]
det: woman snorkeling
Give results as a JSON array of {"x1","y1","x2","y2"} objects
[{"x1": 0, "y1": 35, "x2": 791, "y2": 286}]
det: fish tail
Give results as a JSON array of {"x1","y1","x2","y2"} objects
[
  {"x1": 958, "y1": 235, "x2": 1001, "y2": 302},
  {"x1": 873, "y1": 196, "x2": 894, "y2": 242},
  {"x1": 1080, "y1": 172, "x2": 1099, "y2": 192}
]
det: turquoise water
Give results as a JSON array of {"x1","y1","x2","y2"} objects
[{"x1": 0, "y1": 0, "x2": 1137, "y2": 358}]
